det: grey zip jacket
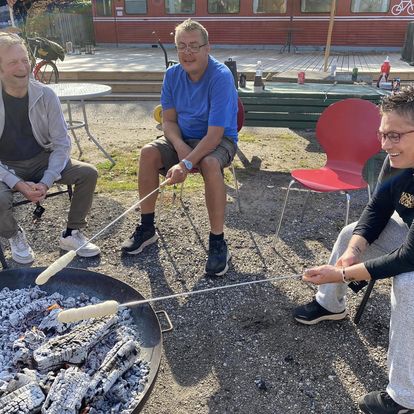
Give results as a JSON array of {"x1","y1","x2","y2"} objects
[{"x1": 0, "y1": 78, "x2": 71, "y2": 189}]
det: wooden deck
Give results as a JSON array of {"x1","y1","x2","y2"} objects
[{"x1": 57, "y1": 47, "x2": 413, "y2": 78}]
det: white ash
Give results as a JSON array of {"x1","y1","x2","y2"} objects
[{"x1": 0, "y1": 286, "x2": 150, "y2": 413}]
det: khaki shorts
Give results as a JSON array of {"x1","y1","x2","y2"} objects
[{"x1": 147, "y1": 136, "x2": 237, "y2": 176}]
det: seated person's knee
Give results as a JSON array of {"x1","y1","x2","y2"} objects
[{"x1": 199, "y1": 156, "x2": 221, "y2": 174}]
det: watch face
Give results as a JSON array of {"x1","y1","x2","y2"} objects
[{"x1": 183, "y1": 159, "x2": 192, "y2": 170}]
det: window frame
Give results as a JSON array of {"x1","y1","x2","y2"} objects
[
  {"x1": 124, "y1": 0, "x2": 147, "y2": 15},
  {"x1": 207, "y1": 0, "x2": 240, "y2": 14},
  {"x1": 252, "y1": 0, "x2": 287, "y2": 14},
  {"x1": 300, "y1": 0, "x2": 331, "y2": 13},
  {"x1": 95, "y1": 0, "x2": 113, "y2": 17},
  {"x1": 350, "y1": 0, "x2": 390, "y2": 13},
  {"x1": 164, "y1": 0, "x2": 196, "y2": 15}
]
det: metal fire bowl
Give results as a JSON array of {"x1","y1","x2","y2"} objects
[{"x1": 0, "y1": 267, "x2": 164, "y2": 413}]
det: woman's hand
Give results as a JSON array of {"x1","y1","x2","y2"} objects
[
  {"x1": 303, "y1": 265, "x2": 343, "y2": 285},
  {"x1": 336, "y1": 246, "x2": 361, "y2": 268}
]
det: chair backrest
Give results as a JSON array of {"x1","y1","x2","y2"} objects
[
  {"x1": 316, "y1": 98, "x2": 382, "y2": 173},
  {"x1": 237, "y1": 96, "x2": 245, "y2": 132}
]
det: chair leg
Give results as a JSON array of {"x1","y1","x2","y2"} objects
[
  {"x1": 230, "y1": 162, "x2": 241, "y2": 213},
  {"x1": 276, "y1": 179, "x2": 296, "y2": 238},
  {"x1": 353, "y1": 280, "x2": 376, "y2": 324},
  {"x1": 0, "y1": 243, "x2": 8, "y2": 269},
  {"x1": 344, "y1": 191, "x2": 350, "y2": 226}
]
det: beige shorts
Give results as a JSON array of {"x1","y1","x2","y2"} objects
[{"x1": 147, "y1": 136, "x2": 237, "y2": 176}]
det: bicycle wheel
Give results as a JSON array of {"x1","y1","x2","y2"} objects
[
  {"x1": 33, "y1": 60, "x2": 59, "y2": 84},
  {"x1": 408, "y1": 4, "x2": 414, "y2": 15},
  {"x1": 391, "y1": 4, "x2": 402, "y2": 14}
]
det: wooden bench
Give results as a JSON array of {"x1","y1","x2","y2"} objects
[{"x1": 238, "y1": 81, "x2": 388, "y2": 130}]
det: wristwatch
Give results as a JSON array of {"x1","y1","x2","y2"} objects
[{"x1": 181, "y1": 159, "x2": 193, "y2": 171}]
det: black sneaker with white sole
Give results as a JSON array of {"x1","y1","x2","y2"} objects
[
  {"x1": 358, "y1": 390, "x2": 414, "y2": 414},
  {"x1": 293, "y1": 299, "x2": 348, "y2": 325},
  {"x1": 205, "y1": 239, "x2": 231, "y2": 276},
  {"x1": 121, "y1": 225, "x2": 158, "y2": 255}
]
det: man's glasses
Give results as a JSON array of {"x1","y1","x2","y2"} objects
[
  {"x1": 377, "y1": 130, "x2": 414, "y2": 143},
  {"x1": 176, "y1": 43, "x2": 207, "y2": 53}
]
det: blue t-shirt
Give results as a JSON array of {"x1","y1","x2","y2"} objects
[{"x1": 160, "y1": 55, "x2": 238, "y2": 144}]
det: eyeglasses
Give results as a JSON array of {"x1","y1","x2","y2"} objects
[
  {"x1": 175, "y1": 43, "x2": 208, "y2": 53},
  {"x1": 377, "y1": 130, "x2": 414, "y2": 144}
]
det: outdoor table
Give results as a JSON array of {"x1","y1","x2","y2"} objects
[
  {"x1": 238, "y1": 81, "x2": 388, "y2": 129},
  {"x1": 47, "y1": 83, "x2": 115, "y2": 166}
]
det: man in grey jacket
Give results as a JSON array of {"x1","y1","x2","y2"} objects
[{"x1": 0, "y1": 32, "x2": 100, "y2": 263}]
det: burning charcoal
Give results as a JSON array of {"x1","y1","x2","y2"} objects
[
  {"x1": 42, "y1": 367, "x2": 90, "y2": 414},
  {"x1": 33, "y1": 316, "x2": 118, "y2": 373},
  {"x1": 88, "y1": 338, "x2": 140, "y2": 397},
  {"x1": 13, "y1": 328, "x2": 46, "y2": 366},
  {"x1": 38, "y1": 309, "x2": 67, "y2": 333},
  {"x1": 9, "y1": 297, "x2": 62, "y2": 328},
  {"x1": 0, "y1": 381, "x2": 45, "y2": 414}
]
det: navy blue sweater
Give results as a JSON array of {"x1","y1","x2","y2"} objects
[{"x1": 354, "y1": 156, "x2": 414, "y2": 280}]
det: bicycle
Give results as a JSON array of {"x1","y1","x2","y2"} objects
[
  {"x1": 27, "y1": 36, "x2": 63, "y2": 84},
  {"x1": 391, "y1": 0, "x2": 414, "y2": 15}
]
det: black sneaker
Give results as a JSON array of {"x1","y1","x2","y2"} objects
[
  {"x1": 358, "y1": 391, "x2": 414, "y2": 414},
  {"x1": 121, "y1": 225, "x2": 158, "y2": 255},
  {"x1": 205, "y1": 239, "x2": 231, "y2": 276},
  {"x1": 293, "y1": 299, "x2": 347, "y2": 325}
]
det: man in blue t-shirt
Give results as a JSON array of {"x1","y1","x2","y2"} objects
[{"x1": 122, "y1": 18, "x2": 238, "y2": 276}]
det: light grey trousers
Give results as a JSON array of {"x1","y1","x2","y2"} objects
[
  {"x1": 0, "y1": 151, "x2": 98, "y2": 239},
  {"x1": 316, "y1": 212, "x2": 414, "y2": 409}
]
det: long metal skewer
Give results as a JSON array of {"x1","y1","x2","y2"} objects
[
  {"x1": 75, "y1": 180, "x2": 168, "y2": 253},
  {"x1": 57, "y1": 273, "x2": 303, "y2": 323},
  {"x1": 36, "y1": 181, "x2": 169, "y2": 285},
  {"x1": 121, "y1": 274, "x2": 302, "y2": 308}
]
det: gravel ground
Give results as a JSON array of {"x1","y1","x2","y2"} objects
[{"x1": 1, "y1": 101, "x2": 391, "y2": 414}]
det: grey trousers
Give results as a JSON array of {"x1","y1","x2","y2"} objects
[
  {"x1": 316, "y1": 212, "x2": 414, "y2": 408},
  {"x1": 0, "y1": 151, "x2": 98, "y2": 239}
]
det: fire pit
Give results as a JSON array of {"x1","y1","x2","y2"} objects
[{"x1": 0, "y1": 267, "x2": 165, "y2": 413}]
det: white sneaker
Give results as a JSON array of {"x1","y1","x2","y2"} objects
[
  {"x1": 59, "y1": 230, "x2": 101, "y2": 258},
  {"x1": 8, "y1": 227, "x2": 35, "y2": 264}
]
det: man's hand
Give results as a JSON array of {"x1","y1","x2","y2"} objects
[
  {"x1": 14, "y1": 181, "x2": 47, "y2": 203},
  {"x1": 166, "y1": 163, "x2": 188, "y2": 185},
  {"x1": 303, "y1": 265, "x2": 343, "y2": 285}
]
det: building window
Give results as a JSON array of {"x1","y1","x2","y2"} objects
[
  {"x1": 125, "y1": 0, "x2": 147, "y2": 14},
  {"x1": 96, "y1": 0, "x2": 112, "y2": 16},
  {"x1": 208, "y1": 0, "x2": 240, "y2": 14},
  {"x1": 301, "y1": 0, "x2": 331, "y2": 12},
  {"x1": 351, "y1": 0, "x2": 389, "y2": 12},
  {"x1": 165, "y1": 0, "x2": 195, "y2": 14},
  {"x1": 253, "y1": 0, "x2": 287, "y2": 13}
]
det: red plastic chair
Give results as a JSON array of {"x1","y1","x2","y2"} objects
[
  {"x1": 276, "y1": 98, "x2": 382, "y2": 237},
  {"x1": 178, "y1": 96, "x2": 245, "y2": 212}
]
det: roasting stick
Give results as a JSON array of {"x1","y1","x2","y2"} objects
[
  {"x1": 57, "y1": 274, "x2": 303, "y2": 323},
  {"x1": 36, "y1": 180, "x2": 170, "y2": 285}
]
